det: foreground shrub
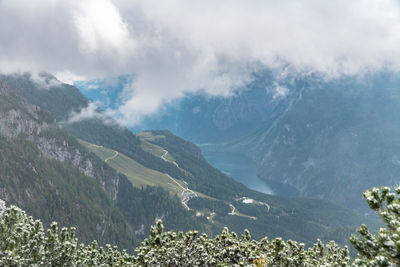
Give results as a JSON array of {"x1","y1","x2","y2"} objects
[
  {"x1": 0, "y1": 206, "x2": 133, "y2": 266},
  {"x1": 351, "y1": 186, "x2": 400, "y2": 266},
  {"x1": 0, "y1": 205, "x2": 348, "y2": 266},
  {"x1": 134, "y1": 221, "x2": 349, "y2": 266},
  {"x1": 2, "y1": 185, "x2": 400, "y2": 266}
]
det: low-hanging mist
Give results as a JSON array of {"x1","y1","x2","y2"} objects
[{"x1": 1, "y1": 0, "x2": 400, "y2": 126}]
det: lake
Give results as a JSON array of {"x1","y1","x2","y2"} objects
[
  {"x1": 202, "y1": 151, "x2": 300, "y2": 196},
  {"x1": 202, "y1": 151, "x2": 274, "y2": 195}
]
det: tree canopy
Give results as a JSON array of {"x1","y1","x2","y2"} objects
[{"x1": 2, "y1": 186, "x2": 400, "y2": 266}]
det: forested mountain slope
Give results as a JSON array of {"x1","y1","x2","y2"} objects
[
  {"x1": 0, "y1": 73, "x2": 373, "y2": 247},
  {"x1": 0, "y1": 79, "x2": 204, "y2": 248},
  {"x1": 121, "y1": 71, "x2": 400, "y2": 213},
  {"x1": 224, "y1": 75, "x2": 400, "y2": 211}
]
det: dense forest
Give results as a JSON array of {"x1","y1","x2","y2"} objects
[
  {"x1": 0, "y1": 136, "x2": 205, "y2": 248},
  {"x1": 141, "y1": 130, "x2": 368, "y2": 246},
  {"x1": 0, "y1": 79, "x2": 207, "y2": 248},
  {"x1": 1, "y1": 186, "x2": 398, "y2": 266}
]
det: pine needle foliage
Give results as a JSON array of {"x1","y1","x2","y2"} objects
[
  {"x1": 2, "y1": 186, "x2": 400, "y2": 266},
  {"x1": 350, "y1": 186, "x2": 400, "y2": 266}
]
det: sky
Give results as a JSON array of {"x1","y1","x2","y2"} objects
[{"x1": 1, "y1": 0, "x2": 400, "y2": 125}]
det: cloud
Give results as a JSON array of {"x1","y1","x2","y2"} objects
[
  {"x1": 66, "y1": 102, "x2": 101, "y2": 124},
  {"x1": 73, "y1": 0, "x2": 135, "y2": 55},
  {"x1": 66, "y1": 101, "x2": 115, "y2": 126},
  {"x1": 28, "y1": 73, "x2": 62, "y2": 90},
  {"x1": 1, "y1": 0, "x2": 400, "y2": 125},
  {"x1": 54, "y1": 70, "x2": 86, "y2": 85},
  {"x1": 272, "y1": 83, "x2": 289, "y2": 100}
]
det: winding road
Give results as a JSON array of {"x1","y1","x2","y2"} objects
[
  {"x1": 105, "y1": 151, "x2": 119, "y2": 163},
  {"x1": 229, "y1": 203, "x2": 257, "y2": 220},
  {"x1": 229, "y1": 204, "x2": 237, "y2": 215},
  {"x1": 161, "y1": 150, "x2": 180, "y2": 168},
  {"x1": 90, "y1": 143, "x2": 119, "y2": 163},
  {"x1": 262, "y1": 202, "x2": 270, "y2": 212},
  {"x1": 237, "y1": 197, "x2": 271, "y2": 213},
  {"x1": 160, "y1": 149, "x2": 197, "y2": 210}
]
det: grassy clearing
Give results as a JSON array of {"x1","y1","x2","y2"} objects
[
  {"x1": 138, "y1": 134, "x2": 175, "y2": 162},
  {"x1": 80, "y1": 140, "x2": 115, "y2": 161},
  {"x1": 136, "y1": 131, "x2": 165, "y2": 141},
  {"x1": 79, "y1": 139, "x2": 182, "y2": 195},
  {"x1": 80, "y1": 138, "x2": 217, "y2": 210}
]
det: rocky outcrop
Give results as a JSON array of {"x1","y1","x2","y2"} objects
[
  {"x1": 0, "y1": 109, "x2": 45, "y2": 139},
  {"x1": 0, "y1": 80, "x2": 119, "y2": 200}
]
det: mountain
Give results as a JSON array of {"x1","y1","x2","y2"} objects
[
  {"x1": 75, "y1": 71, "x2": 303, "y2": 143},
  {"x1": 228, "y1": 74, "x2": 400, "y2": 211},
  {"x1": 0, "y1": 78, "x2": 204, "y2": 248},
  {"x1": 99, "y1": 129, "x2": 367, "y2": 245},
  {"x1": 0, "y1": 73, "x2": 372, "y2": 248},
  {"x1": 101, "y1": 71, "x2": 400, "y2": 212},
  {"x1": 73, "y1": 72, "x2": 309, "y2": 196}
]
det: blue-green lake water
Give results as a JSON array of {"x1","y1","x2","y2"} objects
[
  {"x1": 202, "y1": 151, "x2": 300, "y2": 196},
  {"x1": 202, "y1": 151, "x2": 274, "y2": 195}
]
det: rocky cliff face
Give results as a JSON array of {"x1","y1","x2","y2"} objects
[
  {"x1": 0, "y1": 80, "x2": 119, "y2": 201},
  {"x1": 0, "y1": 108, "x2": 45, "y2": 139},
  {"x1": 0, "y1": 75, "x2": 219, "y2": 248},
  {"x1": 0, "y1": 79, "x2": 135, "y2": 246}
]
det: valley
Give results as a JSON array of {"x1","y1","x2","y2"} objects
[
  {"x1": 97, "y1": 73, "x2": 400, "y2": 213},
  {"x1": 202, "y1": 150, "x2": 273, "y2": 195},
  {"x1": 0, "y1": 73, "x2": 375, "y2": 250},
  {"x1": 81, "y1": 132, "x2": 271, "y2": 221},
  {"x1": 3, "y1": 2, "x2": 400, "y2": 264},
  {"x1": 201, "y1": 150, "x2": 299, "y2": 196}
]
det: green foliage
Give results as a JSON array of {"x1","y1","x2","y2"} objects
[
  {"x1": 350, "y1": 186, "x2": 400, "y2": 266},
  {"x1": 4, "y1": 185, "x2": 400, "y2": 266},
  {"x1": 3, "y1": 74, "x2": 188, "y2": 187},
  {"x1": 134, "y1": 220, "x2": 350, "y2": 266},
  {"x1": 1, "y1": 74, "x2": 367, "y2": 249},
  {"x1": 0, "y1": 74, "x2": 386, "y2": 264},
  {"x1": 65, "y1": 119, "x2": 189, "y2": 183},
  {"x1": 1, "y1": 73, "x2": 88, "y2": 121},
  {"x1": 0, "y1": 135, "x2": 206, "y2": 248},
  {"x1": 0, "y1": 136, "x2": 138, "y2": 248},
  {"x1": 141, "y1": 130, "x2": 365, "y2": 246},
  {"x1": 0, "y1": 78, "x2": 209, "y2": 249},
  {"x1": 0, "y1": 206, "x2": 133, "y2": 266},
  {"x1": 79, "y1": 139, "x2": 185, "y2": 195},
  {"x1": 188, "y1": 198, "x2": 231, "y2": 214},
  {"x1": 1, "y1": 206, "x2": 351, "y2": 266},
  {"x1": 142, "y1": 130, "x2": 250, "y2": 200}
]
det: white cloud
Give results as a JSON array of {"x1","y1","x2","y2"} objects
[
  {"x1": 66, "y1": 102, "x2": 100, "y2": 124},
  {"x1": 54, "y1": 70, "x2": 86, "y2": 85},
  {"x1": 1, "y1": 0, "x2": 400, "y2": 125},
  {"x1": 28, "y1": 73, "x2": 62, "y2": 90},
  {"x1": 272, "y1": 83, "x2": 289, "y2": 100},
  {"x1": 66, "y1": 101, "x2": 115, "y2": 126},
  {"x1": 73, "y1": 0, "x2": 134, "y2": 54}
]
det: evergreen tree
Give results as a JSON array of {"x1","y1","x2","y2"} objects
[{"x1": 2, "y1": 185, "x2": 400, "y2": 266}]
